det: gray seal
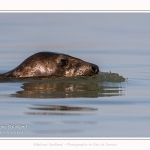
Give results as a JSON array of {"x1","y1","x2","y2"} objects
[{"x1": 0, "y1": 52, "x2": 99, "y2": 78}]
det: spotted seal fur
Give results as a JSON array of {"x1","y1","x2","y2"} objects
[{"x1": 0, "y1": 52, "x2": 99, "y2": 78}]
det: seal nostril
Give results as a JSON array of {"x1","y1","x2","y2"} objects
[
  {"x1": 92, "y1": 66, "x2": 96, "y2": 72},
  {"x1": 91, "y1": 65, "x2": 99, "y2": 74}
]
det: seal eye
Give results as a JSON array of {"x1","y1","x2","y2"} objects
[{"x1": 59, "y1": 59, "x2": 68, "y2": 67}]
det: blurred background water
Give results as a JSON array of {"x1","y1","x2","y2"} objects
[{"x1": 0, "y1": 13, "x2": 150, "y2": 137}]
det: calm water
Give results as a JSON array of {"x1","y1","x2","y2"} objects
[{"x1": 0, "y1": 13, "x2": 150, "y2": 137}]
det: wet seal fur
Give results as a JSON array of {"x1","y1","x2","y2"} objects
[{"x1": 0, "y1": 52, "x2": 99, "y2": 78}]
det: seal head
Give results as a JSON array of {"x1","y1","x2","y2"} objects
[{"x1": 0, "y1": 52, "x2": 99, "y2": 78}]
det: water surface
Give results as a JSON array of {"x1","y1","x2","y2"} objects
[{"x1": 0, "y1": 13, "x2": 150, "y2": 137}]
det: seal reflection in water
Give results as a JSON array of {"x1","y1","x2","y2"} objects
[{"x1": 0, "y1": 52, "x2": 99, "y2": 78}]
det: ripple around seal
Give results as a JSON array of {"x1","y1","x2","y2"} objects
[
  {"x1": 6, "y1": 72, "x2": 126, "y2": 98},
  {"x1": 0, "y1": 71, "x2": 126, "y2": 82}
]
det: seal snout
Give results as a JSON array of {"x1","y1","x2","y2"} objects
[{"x1": 90, "y1": 64, "x2": 99, "y2": 74}]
